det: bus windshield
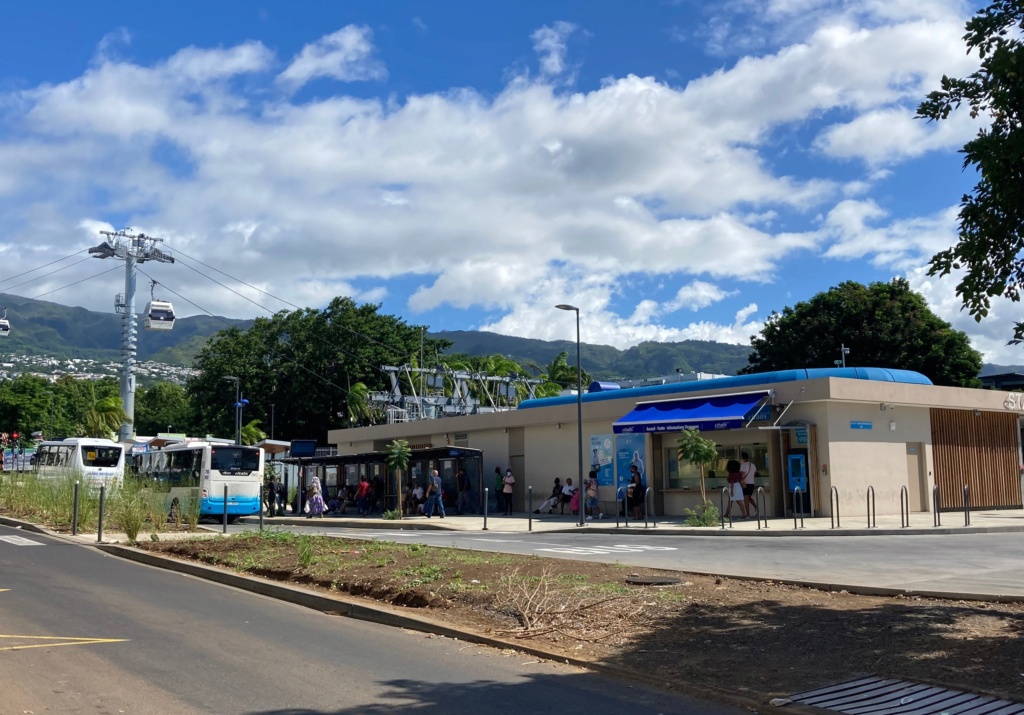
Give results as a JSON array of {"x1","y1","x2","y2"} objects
[
  {"x1": 82, "y1": 446, "x2": 123, "y2": 468},
  {"x1": 210, "y1": 447, "x2": 260, "y2": 473}
]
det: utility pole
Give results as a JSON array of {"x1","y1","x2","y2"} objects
[{"x1": 89, "y1": 228, "x2": 174, "y2": 442}]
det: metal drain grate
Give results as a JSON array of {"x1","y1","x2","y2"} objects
[{"x1": 790, "y1": 676, "x2": 1024, "y2": 715}]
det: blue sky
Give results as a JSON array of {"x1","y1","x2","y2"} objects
[{"x1": 2, "y1": 0, "x2": 1014, "y2": 362}]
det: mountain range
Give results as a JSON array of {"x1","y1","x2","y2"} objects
[{"x1": 1, "y1": 293, "x2": 1018, "y2": 380}]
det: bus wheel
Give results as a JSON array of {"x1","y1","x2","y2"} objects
[{"x1": 168, "y1": 498, "x2": 181, "y2": 523}]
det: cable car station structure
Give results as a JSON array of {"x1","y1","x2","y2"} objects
[{"x1": 89, "y1": 228, "x2": 176, "y2": 441}]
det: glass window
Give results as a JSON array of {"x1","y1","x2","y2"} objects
[
  {"x1": 82, "y1": 446, "x2": 122, "y2": 468},
  {"x1": 667, "y1": 442, "x2": 770, "y2": 489},
  {"x1": 211, "y1": 447, "x2": 260, "y2": 472}
]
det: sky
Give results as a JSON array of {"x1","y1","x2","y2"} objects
[{"x1": 0, "y1": 0, "x2": 1017, "y2": 364}]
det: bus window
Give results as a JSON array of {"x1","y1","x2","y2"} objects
[
  {"x1": 210, "y1": 447, "x2": 260, "y2": 472},
  {"x1": 82, "y1": 447, "x2": 122, "y2": 468}
]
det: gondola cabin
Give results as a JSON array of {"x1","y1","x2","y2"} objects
[
  {"x1": 0, "y1": 317, "x2": 9, "y2": 338},
  {"x1": 143, "y1": 300, "x2": 175, "y2": 331}
]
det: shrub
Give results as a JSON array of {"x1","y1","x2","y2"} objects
[{"x1": 683, "y1": 500, "x2": 721, "y2": 527}]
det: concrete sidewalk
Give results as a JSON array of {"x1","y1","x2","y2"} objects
[{"x1": 240, "y1": 505, "x2": 1024, "y2": 536}]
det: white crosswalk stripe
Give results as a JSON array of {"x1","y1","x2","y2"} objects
[{"x1": 0, "y1": 535, "x2": 44, "y2": 546}]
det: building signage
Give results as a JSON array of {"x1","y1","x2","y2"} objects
[
  {"x1": 850, "y1": 421, "x2": 873, "y2": 430},
  {"x1": 614, "y1": 433, "x2": 646, "y2": 492},
  {"x1": 794, "y1": 427, "x2": 808, "y2": 444},
  {"x1": 614, "y1": 418, "x2": 742, "y2": 434},
  {"x1": 590, "y1": 434, "x2": 615, "y2": 486},
  {"x1": 1004, "y1": 393, "x2": 1024, "y2": 411},
  {"x1": 751, "y1": 403, "x2": 772, "y2": 422}
]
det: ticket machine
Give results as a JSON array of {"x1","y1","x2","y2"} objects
[{"x1": 786, "y1": 447, "x2": 810, "y2": 515}]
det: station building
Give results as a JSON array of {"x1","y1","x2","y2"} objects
[{"x1": 326, "y1": 368, "x2": 1024, "y2": 518}]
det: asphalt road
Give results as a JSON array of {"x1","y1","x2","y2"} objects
[
  {"x1": 0, "y1": 524, "x2": 744, "y2": 714},
  {"x1": 240, "y1": 525, "x2": 1024, "y2": 599}
]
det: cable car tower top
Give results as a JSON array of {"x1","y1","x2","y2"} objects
[{"x1": 89, "y1": 228, "x2": 175, "y2": 441}]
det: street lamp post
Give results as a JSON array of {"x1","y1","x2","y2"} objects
[
  {"x1": 839, "y1": 344, "x2": 850, "y2": 368},
  {"x1": 223, "y1": 376, "x2": 242, "y2": 445},
  {"x1": 556, "y1": 304, "x2": 585, "y2": 527},
  {"x1": 271, "y1": 403, "x2": 275, "y2": 441}
]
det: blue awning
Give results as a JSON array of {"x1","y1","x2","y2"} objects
[{"x1": 613, "y1": 391, "x2": 771, "y2": 434}]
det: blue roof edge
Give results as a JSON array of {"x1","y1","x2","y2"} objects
[{"x1": 518, "y1": 367, "x2": 933, "y2": 410}]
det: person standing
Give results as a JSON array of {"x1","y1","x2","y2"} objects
[
  {"x1": 274, "y1": 477, "x2": 284, "y2": 515},
  {"x1": 584, "y1": 470, "x2": 602, "y2": 520},
  {"x1": 264, "y1": 476, "x2": 276, "y2": 516},
  {"x1": 494, "y1": 466, "x2": 505, "y2": 514},
  {"x1": 456, "y1": 469, "x2": 474, "y2": 515},
  {"x1": 306, "y1": 476, "x2": 326, "y2": 519},
  {"x1": 355, "y1": 476, "x2": 372, "y2": 516},
  {"x1": 740, "y1": 452, "x2": 758, "y2": 516},
  {"x1": 502, "y1": 469, "x2": 515, "y2": 515},
  {"x1": 725, "y1": 459, "x2": 748, "y2": 519},
  {"x1": 424, "y1": 468, "x2": 445, "y2": 518}
]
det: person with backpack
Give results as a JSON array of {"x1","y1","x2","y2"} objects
[{"x1": 424, "y1": 468, "x2": 445, "y2": 518}]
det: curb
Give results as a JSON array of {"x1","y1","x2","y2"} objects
[{"x1": 93, "y1": 541, "x2": 788, "y2": 713}]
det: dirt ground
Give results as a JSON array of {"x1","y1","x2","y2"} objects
[{"x1": 140, "y1": 532, "x2": 1024, "y2": 704}]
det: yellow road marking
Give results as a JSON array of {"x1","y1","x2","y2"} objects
[{"x1": 0, "y1": 635, "x2": 128, "y2": 651}]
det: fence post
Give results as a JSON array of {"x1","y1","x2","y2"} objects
[
  {"x1": 645, "y1": 487, "x2": 656, "y2": 528},
  {"x1": 72, "y1": 481, "x2": 80, "y2": 536},
  {"x1": 792, "y1": 487, "x2": 804, "y2": 529},
  {"x1": 528, "y1": 486, "x2": 532, "y2": 532},
  {"x1": 755, "y1": 487, "x2": 768, "y2": 530},
  {"x1": 900, "y1": 485, "x2": 910, "y2": 528},
  {"x1": 866, "y1": 485, "x2": 876, "y2": 528},
  {"x1": 483, "y1": 487, "x2": 489, "y2": 531},
  {"x1": 97, "y1": 485, "x2": 106, "y2": 543},
  {"x1": 963, "y1": 484, "x2": 971, "y2": 527},
  {"x1": 720, "y1": 487, "x2": 732, "y2": 529},
  {"x1": 829, "y1": 486, "x2": 840, "y2": 529},
  {"x1": 623, "y1": 489, "x2": 630, "y2": 528},
  {"x1": 932, "y1": 485, "x2": 941, "y2": 527},
  {"x1": 223, "y1": 484, "x2": 228, "y2": 534}
]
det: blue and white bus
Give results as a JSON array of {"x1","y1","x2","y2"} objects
[{"x1": 131, "y1": 440, "x2": 263, "y2": 519}]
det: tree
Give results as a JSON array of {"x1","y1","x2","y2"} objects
[
  {"x1": 134, "y1": 382, "x2": 191, "y2": 436},
  {"x1": 345, "y1": 382, "x2": 374, "y2": 427},
  {"x1": 917, "y1": 1, "x2": 1024, "y2": 341},
  {"x1": 82, "y1": 395, "x2": 130, "y2": 439},
  {"x1": 240, "y1": 419, "x2": 267, "y2": 446},
  {"x1": 741, "y1": 279, "x2": 982, "y2": 387},
  {"x1": 675, "y1": 428, "x2": 718, "y2": 504},
  {"x1": 385, "y1": 439, "x2": 412, "y2": 518}
]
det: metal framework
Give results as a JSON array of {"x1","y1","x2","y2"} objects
[{"x1": 89, "y1": 228, "x2": 175, "y2": 441}]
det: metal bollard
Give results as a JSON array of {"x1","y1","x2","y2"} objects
[
  {"x1": 932, "y1": 485, "x2": 941, "y2": 527},
  {"x1": 645, "y1": 487, "x2": 656, "y2": 528},
  {"x1": 483, "y1": 487, "x2": 488, "y2": 531},
  {"x1": 97, "y1": 485, "x2": 106, "y2": 543},
  {"x1": 866, "y1": 485, "x2": 876, "y2": 528},
  {"x1": 615, "y1": 492, "x2": 621, "y2": 528},
  {"x1": 259, "y1": 488, "x2": 264, "y2": 532},
  {"x1": 72, "y1": 481, "x2": 80, "y2": 536},
  {"x1": 792, "y1": 487, "x2": 804, "y2": 529},
  {"x1": 899, "y1": 485, "x2": 910, "y2": 528},
  {"x1": 720, "y1": 487, "x2": 732, "y2": 529},
  {"x1": 829, "y1": 486, "x2": 840, "y2": 529},
  {"x1": 528, "y1": 486, "x2": 532, "y2": 532},
  {"x1": 755, "y1": 487, "x2": 768, "y2": 530},
  {"x1": 223, "y1": 484, "x2": 228, "y2": 534},
  {"x1": 963, "y1": 484, "x2": 971, "y2": 526},
  {"x1": 623, "y1": 491, "x2": 630, "y2": 528}
]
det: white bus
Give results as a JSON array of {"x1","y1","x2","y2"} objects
[
  {"x1": 32, "y1": 438, "x2": 126, "y2": 486},
  {"x1": 131, "y1": 441, "x2": 264, "y2": 519}
]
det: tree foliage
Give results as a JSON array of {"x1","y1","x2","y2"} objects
[
  {"x1": 186, "y1": 298, "x2": 450, "y2": 443},
  {"x1": 916, "y1": 1, "x2": 1024, "y2": 341},
  {"x1": 385, "y1": 438, "x2": 412, "y2": 518},
  {"x1": 675, "y1": 428, "x2": 718, "y2": 503},
  {"x1": 740, "y1": 279, "x2": 982, "y2": 387}
]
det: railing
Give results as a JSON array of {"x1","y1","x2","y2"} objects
[
  {"x1": 720, "y1": 486, "x2": 732, "y2": 529},
  {"x1": 899, "y1": 485, "x2": 910, "y2": 528},
  {"x1": 866, "y1": 485, "x2": 876, "y2": 528},
  {"x1": 755, "y1": 487, "x2": 768, "y2": 530},
  {"x1": 792, "y1": 487, "x2": 804, "y2": 529},
  {"x1": 932, "y1": 485, "x2": 941, "y2": 527},
  {"x1": 829, "y1": 486, "x2": 840, "y2": 529}
]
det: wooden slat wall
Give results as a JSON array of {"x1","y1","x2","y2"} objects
[{"x1": 930, "y1": 408, "x2": 1022, "y2": 510}]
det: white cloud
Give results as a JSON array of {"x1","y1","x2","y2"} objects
[
  {"x1": 531, "y1": 21, "x2": 578, "y2": 77},
  {"x1": 277, "y1": 25, "x2": 387, "y2": 90},
  {"x1": 822, "y1": 200, "x2": 958, "y2": 269},
  {"x1": 665, "y1": 281, "x2": 736, "y2": 312}
]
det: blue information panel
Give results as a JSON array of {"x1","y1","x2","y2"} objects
[{"x1": 787, "y1": 453, "x2": 807, "y2": 492}]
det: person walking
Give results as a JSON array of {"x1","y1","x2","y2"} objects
[
  {"x1": 502, "y1": 469, "x2": 515, "y2": 515},
  {"x1": 306, "y1": 475, "x2": 326, "y2": 518},
  {"x1": 455, "y1": 469, "x2": 474, "y2": 515},
  {"x1": 740, "y1": 452, "x2": 758, "y2": 517},
  {"x1": 424, "y1": 468, "x2": 445, "y2": 518}
]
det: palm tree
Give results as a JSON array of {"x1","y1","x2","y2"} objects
[
  {"x1": 385, "y1": 438, "x2": 412, "y2": 518},
  {"x1": 346, "y1": 382, "x2": 373, "y2": 427},
  {"x1": 81, "y1": 395, "x2": 130, "y2": 439},
  {"x1": 240, "y1": 419, "x2": 267, "y2": 446}
]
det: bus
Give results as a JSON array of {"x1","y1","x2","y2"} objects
[
  {"x1": 131, "y1": 441, "x2": 264, "y2": 519},
  {"x1": 32, "y1": 438, "x2": 126, "y2": 486}
]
